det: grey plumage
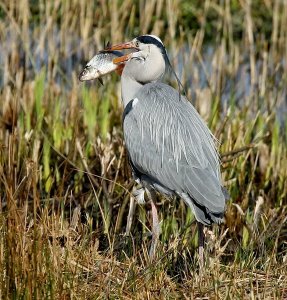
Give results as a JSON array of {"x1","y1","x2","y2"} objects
[
  {"x1": 103, "y1": 34, "x2": 227, "y2": 231},
  {"x1": 123, "y1": 82, "x2": 225, "y2": 225}
]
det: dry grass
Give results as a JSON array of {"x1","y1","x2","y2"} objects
[{"x1": 0, "y1": 0, "x2": 287, "y2": 299}]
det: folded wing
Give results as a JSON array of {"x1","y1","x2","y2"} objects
[{"x1": 123, "y1": 82, "x2": 226, "y2": 222}]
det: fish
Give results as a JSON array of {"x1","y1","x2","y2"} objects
[{"x1": 79, "y1": 50, "x2": 124, "y2": 83}]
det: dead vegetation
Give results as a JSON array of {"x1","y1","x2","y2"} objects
[{"x1": 0, "y1": 0, "x2": 287, "y2": 298}]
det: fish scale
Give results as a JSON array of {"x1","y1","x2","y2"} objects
[{"x1": 79, "y1": 51, "x2": 123, "y2": 82}]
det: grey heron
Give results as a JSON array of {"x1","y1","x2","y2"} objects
[{"x1": 101, "y1": 35, "x2": 228, "y2": 264}]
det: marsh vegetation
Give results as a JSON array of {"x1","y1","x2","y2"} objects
[{"x1": 0, "y1": 0, "x2": 287, "y2": 298}]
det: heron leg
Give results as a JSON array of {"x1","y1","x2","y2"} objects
[
  {"x1": 197, "y1": 222, "x2": 205, "y2": 270},
  {"x1": 125, "y1": 195, "x2": 135, "y2": 236},
  {"x1": 145, "y1": 188, "x2": 159, "y2": 260}
]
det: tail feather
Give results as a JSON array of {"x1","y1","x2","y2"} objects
[{"x1": 179, "y1": 192, "x2": 224, "y2": 226}]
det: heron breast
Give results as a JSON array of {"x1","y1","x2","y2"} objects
[{"x1": 123, "y1": 98, "x2": 139, "y2": 120}]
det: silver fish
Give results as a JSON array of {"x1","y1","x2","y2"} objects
[{"x1": 79, "y1": 50, "x2": 123, "y2": 82}]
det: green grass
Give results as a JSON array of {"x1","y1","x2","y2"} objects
[{"x1": 0, "y1": 0, "x2": 287, "y2": 298}]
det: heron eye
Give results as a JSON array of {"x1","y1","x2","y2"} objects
[{"x1": 135, "y1": 41, "x2": 140, "y2": 47}]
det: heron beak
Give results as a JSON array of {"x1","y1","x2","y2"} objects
[
  {"x1": 112, "y1": 53, "x2": 132, "y2": 64},
  {"x1": 105, "y1": 41, "x2": 139, "y2": 64},
  {"x1": 105, "y1": 41, "x2": 137, "y2": 51}
]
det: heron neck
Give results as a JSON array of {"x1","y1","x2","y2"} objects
[{"x1": 121, "y1": 74, "x2": 144, "y2": 108}]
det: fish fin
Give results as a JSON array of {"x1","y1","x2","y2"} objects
[
  {"x1": 116, "y1": 63, "x2": 125, "y2": 76},
  {"x1": 106, "y1": 41, "x2": 111, "y2": 48},
  {"x1": 99, "y1": 40, "x2": 111, "y2": 52}
]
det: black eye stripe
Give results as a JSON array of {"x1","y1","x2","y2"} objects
[{"x1": 136, "y1": 36, "x2": 165, "y2": 53}]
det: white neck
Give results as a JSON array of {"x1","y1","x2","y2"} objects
[
  {"x1": 120, "y1": 45, "x2": 166, "y2": 107},
  {"x1": 120, "y1": 73, "x2": 144, "y2": 107}
]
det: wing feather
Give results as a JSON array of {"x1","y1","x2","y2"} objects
[{"x1": 123, "y1": 82, "x2": 225, "y2": 214}]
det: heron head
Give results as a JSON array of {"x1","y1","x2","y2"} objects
[{"x1": 105, "y1": 35, "x2": 167, "y2": 84}]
